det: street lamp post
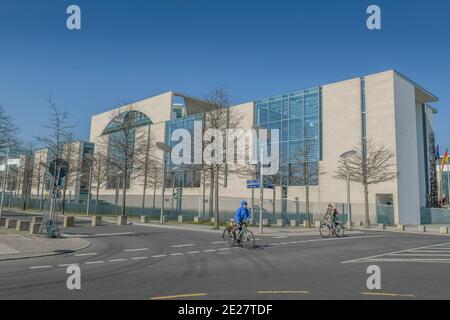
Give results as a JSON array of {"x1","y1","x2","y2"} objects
[
  {"x1": 340, "y1": 150, "x2": 357, "y2": 230},
  {"x1": 156, "y1": 142, "x2": 172, "y2": 225}
]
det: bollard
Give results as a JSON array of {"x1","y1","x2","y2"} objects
[
  {"x1": 418, "y1": 225, "x2": 427, "y2": 232},
  {"x1": 16, "y1": 221, "x2": 30, "y2": 232},
  {"x1": 276, "y1": 219, "x2": 285, "y2": 227},
  {"x1": 290, "y1": 220, "x2": 299, "y2": 227},
  {"x1": 397, "y1": 224, "x2": 406, "y2": 231},
  {"x1": 29, "y1": 223, "x2": 41, "y2": 235},
  {"x1": 32, "y1": 216, "x2": 43, "y2": 224},
  {"x1": 378, "y1": 224, "x2": 386, "y2": 230},
  {"x1": 5, "y1": 219, "x2": 17, "y2": 229},
  {"x1": 194, "y1": 216, "x2": 207, "y2": 223},
  {"x1": 117, "y1": 215, "x2": 127, "y2": 226},
  {"x1": 92, "y1": 216, "x2": 102, "y2": 226},
  {"x1": 140, "y1": 216, "x2": 150, "y2": 224},
  {"x1": 64, "y1": 216, "x2": 75, "y2": 228},
  {"x1": 262, "y1": 219, "x2": 271, "y2": 227},
  {"x1": 178, "y1": 215, "x2": 185, "y2": 224},
  {"x1": 314, "y1": 221, "x2": 321, "y2": 228},
  {"x1": 440, "y1": 227, "x2": 449, "y2": 235},
  {"x1": 210, "y1": 217, "x2": 215, "y2": 225}
]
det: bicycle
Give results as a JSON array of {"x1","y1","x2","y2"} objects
[
  {"x1": 319, "y1": 216, "x2": 345, "y2": 238},
  {"x1": 222, "y1": 222, "x2": 255, "y2": 249}
]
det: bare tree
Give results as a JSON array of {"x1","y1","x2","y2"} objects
[
  {"x1": 60, "y1": 136, "x2": 80, "y2": 215},
  {"x1": 89, "y1": 146, "x2": 108, "y2": 207},
  {"x1": 19, "y1": 142, "x2": 35, "y2": 211},
  {"x1": 100, "y1": 104, "x2": 146, "y2": 216},
  {"x1": 0, "y1": 105, "x2": 18, "y2": 150},
  {"x1": 134, "y1": 125, "x2": 159, "y2": 214},
  {"x1": 36, "y1": 97, "x2": 76, "y2": 223},
  {"x1": 334, "y1": 140, "x2": 397, "y2": 227},
  {"x1": 201, "y1": 87, "x2": 242, "y2": 229}
]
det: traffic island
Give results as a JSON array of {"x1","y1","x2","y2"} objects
[{"x1": 0, "y1": 234, "x2": 91, "y2": 261}]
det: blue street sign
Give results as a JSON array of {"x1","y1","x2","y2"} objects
[
  {"x1": 247, "y1": 180, "x2": 260, "y2": 189},
  {"x1": 247, "y1": 180, "x2": 274, "y2": 189}
]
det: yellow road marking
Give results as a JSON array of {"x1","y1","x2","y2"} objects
[
  {"x1": 257, "y1": 290, "x2": 309, "y2": 294},
  {"x1": 150, "y1": 293, "x2": 208, "y2": 300},
  {"x1": 361, "y1": 292, "x2": 414, "y2": 297}
]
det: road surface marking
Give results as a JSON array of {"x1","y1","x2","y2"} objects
[
  {"x1": 342, "y1": 241, "x2": 450, "y2": 264},
  {"x1": 187, "y1": 251, "x2": 200, "y2": 254},
  {"x1": 29, "y1": 266, "x2": 52, "y2": 270},
  {"x1": 257, "y1": 290, "x2": 309, "y2": 295},
  {"x1": 84, "y1": 261, "x2": 105, "y2": 265},
  {"x1": 391, "y1": 253, "x2": 450, "y2": 257},
  {"x1": 203, "y1": 249, "x2": 217, "y2": 253},
  {"x1": 151, "y1": 255, "x2": 167, "y2": 258},
  {"x1": 124, "y1": 248, "x2": 149, "y2": 252},
  {"x1": 109, "y1": 259, "x2": 128, "y2": 263},
  {"x1": 272, "y1": 236, "x2": 288, "y2": 239},
  {"x1": 75, "y1": 253, "x2": 98, "y2": 257},
  {"x1": 172, "y1": 244, "x2": 195, "y2": 248},
  {"x1": 361, "y1": 258, "x2": 450, "y2": 263},
  {"x1": 65, "y1": 232, "x2": 134, "y2": 238},
  {"x1": 131, "y1": 257, "x2": 148, "y2": 260},
  {"x1": 211, "y1": 241, "x2": 223, "y2": 244},
  {"x1": 170, "y1": 253, "x2": 184, "y2": 256},
  {"x1": 361, "y1": 292, "x2": 414, "y2": 297},
  {"x1": 217, "y1": 248, "x2": 230, "y2": 251},
  {"x1": 150, "y1": 293, "x2": 208, "y2": 300},
  {"x1": 58, "y1": 264, "x2": 80, "y2": 267}
]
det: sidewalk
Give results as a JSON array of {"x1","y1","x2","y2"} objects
[{"x1": 0, "y1": 233, "x2": 91, "y2": 261}]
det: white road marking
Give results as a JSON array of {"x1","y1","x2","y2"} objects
[
  {"x1": 29, "y1": 266, "x2": 52, "y2": 270},
  {"x1": 217, "y1": 248, "x2": 230, "y2": 251},
  {"x1": 171, "y1": 244, "x2": 195, "y2": 248},
  {"x1": 187, "y1": 251, "x2": 200, "y2": 254},
  {"x1": 75, "y1": 253, "x2": 98, "y2": 257},
  {"x1": 131, "y1": 257, "x2": 149, "y2": 260},
  {"x1": 65, "y1": 232, "x2": 134, "y2": 238},
  {"x1": 203, "y1": 249, "x2": 217, "y2": 253},
  {"x1": 84, "y1": 261, "x2": 105, "y2": 265},
  {"x1": 109, "y1": 259, "x2": 128, "y2": 262},
  {"x1": 124, "y1": 248, "x2": 149, "y2": 252},
  {"x1": 170, "y1": 253, "x2": 184, "y2": 256},
  {"x1": 342, "y1": 241, "x2": 450, "y2": 264},
  {"x1": 151, "y1": 255, "x2": 167, "y2": 258},
  {"x1": 58, "y1": 264, "x2": 80, "y2": 267},
  {"x1": 273, "y1": 236, "x2": 288, "y2": 239},
  {"x1": 211, "y1": 241, "x2": 223, "y2": 244}
]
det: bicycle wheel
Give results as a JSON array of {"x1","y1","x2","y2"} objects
[
  {"x1": 241, "y1": 229, "x2": 255, "y2": 249},
  {"x1": 335, "y1": 223, "x2": 345, "y2": 238},
  {"x1": 222, "y1": 228, "x2": 235, "y2": 247},
  {"x1": 319, "y1": 223, "x2": 331, "y2": 238}
]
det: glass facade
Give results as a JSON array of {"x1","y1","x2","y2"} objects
[
  {"x1": 104, "y1": 111, "x2": 152, "y2": 189},
  {"x1": 255, "y1": 87, "x2": 322, "y2": 186},
  {"x1": 164, "y1": 113, "x2": 204, "y2": 188}
]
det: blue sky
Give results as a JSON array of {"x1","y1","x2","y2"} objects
[{"x1": 0, "y1": 0, "x2": 449, "y2": 149}]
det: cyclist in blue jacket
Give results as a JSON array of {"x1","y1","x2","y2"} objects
[{"x1": 233, "y1": 201, "x2": 251, "y2": 240}]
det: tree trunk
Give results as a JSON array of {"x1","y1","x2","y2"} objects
[
  {"x1": 141, "y1": 182, "x2": 147, "y2": 216},
  {"x1": 96, "y1": 184, "x2": 100, "y2": 213},
  {"x1": 214, "y1": 168, "x2": 219, "y2": 229},
  {"x1": 364, "y1": 184, "x2": 370, "y2": 227},
  {"x1": 152, "y1": 185, "x2": 156, "y2": 209},
  {"x1": 61, "y1": 185, "x2": 67, "y2": 215},
  {"x1": 305, "y1": 184, "x2": 310, "y2": 228},
  {"x1": 122, "y1": 173, "x2": 127, "y2": 216},
  {"x1": 202, "y1": 172, "x2": 206, "y2": 217},
  {"x1": 209, "y1": 169, "x2": 214, "y2": 218}
]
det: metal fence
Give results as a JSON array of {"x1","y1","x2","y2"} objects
[
  {"x1": 4, "y1": 193, "x2": 394, "y2": 225},
  {"x1": 421, "y1": 207, "x2": 450, "y2": 224}
]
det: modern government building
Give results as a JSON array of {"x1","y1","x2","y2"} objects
[{"x1": 83, "y1": 70, "x2": 439, "y2": 226}]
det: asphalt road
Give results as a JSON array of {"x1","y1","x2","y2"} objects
[{"x1": 1, "y1": 221, "x2": 450, "y2": 300}]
